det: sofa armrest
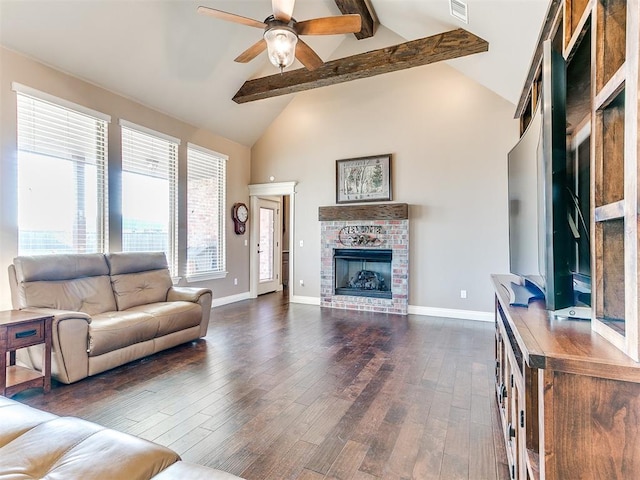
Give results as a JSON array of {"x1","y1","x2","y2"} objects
[
  {"x1": 17, "y1": 308, "x2": 92, "y2": 384},
  {"x1": 167, "y1": 286, "x2": 210, "y2": 303},
  {"x1": 167, "y1": 287, "x2": 212, "y2": 338},
  {"x1": 22, "y1": 307, "x2": 92, "y2": 325}
]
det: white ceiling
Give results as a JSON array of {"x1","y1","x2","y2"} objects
[{"x1": 0, "y1": 0, "x2": 549, "y2": 147}]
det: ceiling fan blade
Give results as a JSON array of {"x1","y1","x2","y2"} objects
[
  {"x1": 295, "y1": 39, "x2": 323, "y2": 71},
  {"x1": 272, "y1": 0, "x2": 295, "y2": 22},
  {"x1": 296, "y1": 14, "x2": 362, "y2": 35},
  {"x1": 197, "y1": 6, "x2": 266, "y2": 29},
  {"x1": 234, "y1": 39, "x2": 267, "y2": 63}
]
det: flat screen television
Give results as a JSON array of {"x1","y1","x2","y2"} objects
[
  {"x1": 507, "y1": 97, "x2": 545, "y2": 300},
  {"x1": 507, "y1": 40, "x2": 591, "y2": 319}
]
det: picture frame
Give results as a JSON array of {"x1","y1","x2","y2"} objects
[{"x1": 336, "y1": 154, "x2": 392, "y2": 204}]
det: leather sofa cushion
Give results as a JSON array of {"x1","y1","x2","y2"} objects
[
  {"x1": 0, "y1": 416, "x2": 179, "y2": 480},
  {"x1": 14, "y1": 253, "x2": 109, "y2": 282},
  {"x1": 13, "y1": 253, "x2": 117, "y2": 315},
  {"x1": 22, "y1": 275, "x2": 117, "y2": 315},
  {"x1": 89, "y1": 302, "x2": 202, "y2": 356},
  {"x1": 126, "y1": 301, "x2": 202, "y2": 336},
  {"x1": 106, "y1": 251, "x2": 168, "y2": 275},
  {"x1": 111, "y1": 270, "x2": 173, "y2": 311},
  {"x1": 90, "y1": 310, "x2": 159, "y2": 356},
  {"x1": 0, "y1": 397, "x2": 245, "y2": 480},
  {"x1": 0, "y1": 397, "x2": 57, "y2": 446}
]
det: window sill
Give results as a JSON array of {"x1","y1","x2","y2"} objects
[{"x1": 186, "y1": 271, "x2": 228, "y2": 283}]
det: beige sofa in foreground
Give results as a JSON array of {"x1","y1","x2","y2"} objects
[
  {"x1": 0, "y1": 396, "x2": 243, "y2": 479},
  {"x1": 8, "y1": 251, "x2": 212, "y2": 384}
]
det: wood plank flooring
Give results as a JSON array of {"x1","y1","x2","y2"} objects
[{"x1": 15, "y1": 292, "x2": 509, "y2": 479}]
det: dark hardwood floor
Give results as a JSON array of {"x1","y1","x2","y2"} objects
[{"x1": 15, "y1": 292, "x2": 509, "y2": 480}]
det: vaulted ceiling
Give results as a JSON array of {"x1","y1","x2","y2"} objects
[{"x1": 0, "y1": 0, "x2": 549, "y2": 146}]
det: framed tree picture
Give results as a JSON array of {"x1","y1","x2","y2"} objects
[{"x1": 336, "y1": 154, "x2": 392, "y2": 204}]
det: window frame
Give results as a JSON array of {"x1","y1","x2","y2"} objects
[
  {"x1": 119, "y1": 120, "x2": 179, "y2": 275},
  {"x1": 11, "y1": 85, "x2": 233, "y2": 284},
  {"x1": 186, "y1": 143, "x2": 228, "y2": 282},
  {"x1": 13, "y1": 83, "x2": 110, "y2": 256}
]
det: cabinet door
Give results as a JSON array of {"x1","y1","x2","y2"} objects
[
  {"x1": 495, "y1": 300, "x2": 530, "y2": 480},
  {"x1": 507, "y1": 355, "x2": 524, "y2": 480}
]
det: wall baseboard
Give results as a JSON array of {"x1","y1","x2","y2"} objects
[
  {"x1": 212, "y1": 292, "x2": 251, "y2": 308},
  {"x1": 214, "y1": 293, "x2": 493, "y2": 322},
  {"x1": 408, "y1": 305, "x2": 493, "y2": 322},
  {"x1": 290, "y1": 295, "x2": 321, "y2": 306}
]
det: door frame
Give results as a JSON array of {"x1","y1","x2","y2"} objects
[
  {"x1": 256, "y1": 196, "x2": 282, "y2": 295},
  {"x1": 248, "y1": 181, "x2": 296, "y2": 299}
]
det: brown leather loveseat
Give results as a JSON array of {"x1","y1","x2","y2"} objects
[
  {"x1": 0, "y1": 396, "x2": 243, "y2": 479},
  {"x1": 8, "y1": 251, "x2": 212, "y2": 384}
]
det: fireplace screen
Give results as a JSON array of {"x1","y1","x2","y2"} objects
[{"x1": 334, "y1": 249, "x2": 392, "y2": 299}]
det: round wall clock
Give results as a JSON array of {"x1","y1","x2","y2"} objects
[{"x1": 232, "y1": 202, "x2": 248, "y2": 234}]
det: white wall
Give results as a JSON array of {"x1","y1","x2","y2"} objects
[
  {"x1": 251, "y1": 62, "x2": 518, "y2": 315},
  {"x1": 0, "y1": 47, "x2": 252, "y2": 310}
]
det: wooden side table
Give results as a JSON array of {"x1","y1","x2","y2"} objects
[{"x1": 0, "y1": 310, "x2": 53, "y2": 397}]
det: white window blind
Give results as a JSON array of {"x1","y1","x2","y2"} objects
[
  {"x1": 121, "y1": 123, "x2": 178, "y2": 275},
  {"x1": 187, "y1": 144, "x2": 227, "y2": 278},
  {"x1": 16, "y1": 92, "x2": 108, "y2": 255}
]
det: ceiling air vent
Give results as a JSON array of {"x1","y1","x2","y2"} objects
[{"x1": 450, "y1": 0, "x2": 469, "y2": 24}]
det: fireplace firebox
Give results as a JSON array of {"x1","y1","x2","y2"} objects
[{"x1": 334, "y1": 249, "x2": 392, "y2": 299}]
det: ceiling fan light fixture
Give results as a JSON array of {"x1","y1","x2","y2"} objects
[{"x1": 264, "y1": 26, "x2": 298, "y2": 72}]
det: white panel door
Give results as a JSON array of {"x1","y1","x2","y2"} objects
[{"x1": 257, "y1": 197, "x2": 281, "y2": 295}]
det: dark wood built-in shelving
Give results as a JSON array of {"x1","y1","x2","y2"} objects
[
  {"x1": 500, "y1": 0, "x2": 640, "y2": 476},
  {"x1": 493, "y1": 275, "x2": 640, "y2": 479}
]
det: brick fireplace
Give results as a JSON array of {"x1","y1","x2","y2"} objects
[{"x1": 319, "y1": 203, "x2": 409, "y2": 315}]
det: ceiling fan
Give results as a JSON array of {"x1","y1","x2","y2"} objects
[{"x1": 198, "y1": 0, "x2": 362, "y2": 72}]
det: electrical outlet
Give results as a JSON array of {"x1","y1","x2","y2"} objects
[
  {"x1": 300, "y1": 279, "x2": 304, "y2": 286},
  {"x1": 460, "y1": 289, "x2": 467, "y2": 299},
  {"x1": 234, "y1": 278, "x2": 238, "y2": 285}
]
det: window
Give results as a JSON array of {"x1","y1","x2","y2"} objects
[
  {"x1": 15, "y1": 85, "x2": 109, "y2": 255},
  {"x1": 120, "y1": 121, "x2": 178, "y2": 274},
  {"x1": 187, "y1": 144, "x2": 227, "y2": 279}
]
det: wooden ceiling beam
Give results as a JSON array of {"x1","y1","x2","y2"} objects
[
  {"x1": 334, "y1": 0, "x2": 376, "y2": 39},
  {"x1": 233, "y1": 28, "x2": 488, "y2": 104}
]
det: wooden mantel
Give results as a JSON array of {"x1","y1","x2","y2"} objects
[{"x1": 318, "y1": 203, "x2": 408, "y2": 221}]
